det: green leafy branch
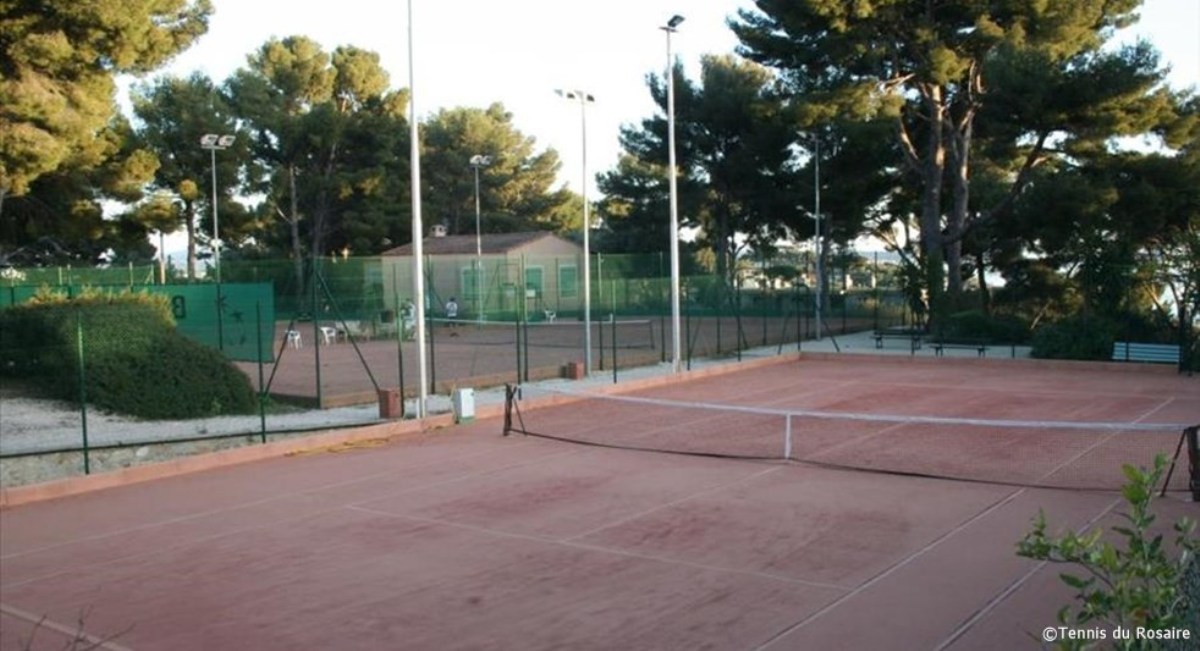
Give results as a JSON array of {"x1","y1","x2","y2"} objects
[{"x1": 1017, "y1": 455, "x2": 1199, "y2": 650}]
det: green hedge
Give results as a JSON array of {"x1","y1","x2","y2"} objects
[
  {"x1": 0, "y1": 289, "x2": 257, "y2": 419},
  {"x1": 1029, "y1": 313, "x2": 1196, "y2": 368},
  {"x1": 1030, "y1": 316, "x2": 1119, "y2": 360},
  {"x1": 937, "y1": 310, "x2": 1031, "y2": 344},
  {"x1": 1170, "y1": 557, "x2": 1200, "y2": 650}
]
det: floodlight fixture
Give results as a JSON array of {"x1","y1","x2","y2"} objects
[{"x1": 199, "y1": 133, "x2": 236, "y2": 285}]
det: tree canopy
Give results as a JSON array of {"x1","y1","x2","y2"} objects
[
  {"x1": 421, "y1": 104, "x2": 575, "y2": 237},
  {"x1": 731, "y1": 0, "x2": 1192, "y2": 324},
  {"x1": 0, "y1": 0, "x2": 211, "y2": 209},
  {"x1": 599, "y1": 55, "x2": 798, "y2": 281}
]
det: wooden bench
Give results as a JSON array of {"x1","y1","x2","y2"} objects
[
  {"x1": 1112, "y1": 342, "x2": 1180, "y2": 365},
  {"x1": 932, "y1": 339, "x2": 989, "y2": 357},
  {"x1": 873, "y1": 329, "x2": 923, "y2": 351}
]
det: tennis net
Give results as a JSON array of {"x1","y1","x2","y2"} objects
[
  {"x1": 503, "y1": 384, "x2": 1199, "y2": 495},
  {"x1": 428, "y1": 317, "x2": 657, "y2": 350}
]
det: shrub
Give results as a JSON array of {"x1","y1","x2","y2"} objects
[
  {"x1": 0, "y1": 290, "x2": 256, "y2": 419},
  {"x1": 939, "y1": 310, "x2": 1031, "y2": 343},
  {"x1": 1017, "y1": 455, "x2": 1199, "y2": 649},
  {"x1": 84, "y1": 330, "x2": 258, "y2": 419},
  {"x1": 1030, "y1": 316, "x2": 1118, "y2": 360}
]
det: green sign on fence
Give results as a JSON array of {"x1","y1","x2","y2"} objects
[
  {"x1": 0, "y1": 283, "x2": 276, "y2": 363},
  {"x1": 165, "y1": 284, "x2": 275, "y2": 363}
]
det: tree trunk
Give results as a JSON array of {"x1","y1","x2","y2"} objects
[
  {"x1": 716, "y1": 206, "x2": 730, "y2": 286},
  {"x1": 975, "y1": 252, "x2": 990, "y2": 314},
  {"x1": 946, "y1": 124, "x2": 970, "y2": 298},
  {"x1": 309, "y1": 146, "x2": 339, "y2": 263},
  {"x1": 288, "y1": 166, "x2": 303, "y2": 295},
  {"x1": 919, "y1": 84, "x2": 947, "y2": 331}
]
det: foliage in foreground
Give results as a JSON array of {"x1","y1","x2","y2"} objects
[
  {"x1": 1017, "y1": 455, "x2": 1199, "y2": 649},
  {"x1": 0, "y1": 289, "x2": 256, "y2": 419}
]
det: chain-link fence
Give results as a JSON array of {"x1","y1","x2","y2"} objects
[
  {"x1": 8, "y1": 249, "x2": 1190, "y2": 488},
  {"x1": 1, "y1": 253, "x2": 909, "y2": 487}
]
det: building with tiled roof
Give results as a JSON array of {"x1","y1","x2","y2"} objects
[{"x1": 381, "y1": 230, "x2": 583, "y2": 320}]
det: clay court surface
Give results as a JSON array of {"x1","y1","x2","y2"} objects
[{"x1": 2, "y1": 355, "x2": 1197, "y2": 650}]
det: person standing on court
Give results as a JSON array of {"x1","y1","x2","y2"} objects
[
  {"x1": 400, "y1": 299, "x2": 416, "y2": 340},
  {"x1": 445, "y1": 297, "x2": 459, "y2": 335}
]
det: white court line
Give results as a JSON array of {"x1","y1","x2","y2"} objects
[
  {"x1": 753, "y1": 487, "x2": 1031, "y2": 650},
  {"x1": 1, "y1": 438, "x2": 582, "y2": 592},
  {"x1": 0, "y1": 603, "x2": 134, "y2": 651},
  {"x1": 931, "y1": 396, "x2": 1179, "y2": 648},
  {"x1": 932, "y1": 498, "x2": 1122, "y2": 650},
  {"x1": 345, "y1": 500, "x2": 848, "y2": 593},
  {"x1": 754, "y1": 394, "x2": 1182, "y2": 649}
]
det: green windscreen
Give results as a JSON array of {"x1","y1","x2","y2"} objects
[{"x1": 0, "y1": 283, "x2": 276, "y2": 362}]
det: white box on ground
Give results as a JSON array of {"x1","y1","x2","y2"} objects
[{"x1": 453, "y1": 388, "x2": 475, "y2": 423}]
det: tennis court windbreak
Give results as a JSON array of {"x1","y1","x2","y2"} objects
[{"x1": 503, "y1": 384, "x2": 1199, "y2": 495}]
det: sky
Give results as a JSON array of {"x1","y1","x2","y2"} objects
[
  {"x1": 126, "y1": 0, "x2": 1198, "y2": 248},
  {"x1": 128, "y1": 0, "x2": 754, "y2": 199}
]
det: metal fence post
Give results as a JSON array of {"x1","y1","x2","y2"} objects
[{"x1": 75, "y1": 307, "x2": 90, "y2": 475}]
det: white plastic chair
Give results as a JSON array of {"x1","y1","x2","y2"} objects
[
  {"x1": 285, "y1": 330, "x2": 302, "y2": 349},
  {"x1": 543, "y1": 310, "x2": 557, "y2": 323},
  {"x1": 337, "y1": 321, "x2": 363, "y2": 342},
  {"x1": 319, "y1": 326, "x2": 337, "y2": 345}
]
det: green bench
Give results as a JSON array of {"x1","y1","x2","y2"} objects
[
  {"x1": 873, "y1": 328, "x2": 923, "y2": 352},
  {"x1": 932, "y1": 339, "x2": 989, "y2": 357},
  {"x1": 1111, "y1": 342, "x2": 1180, "y2": 365}
]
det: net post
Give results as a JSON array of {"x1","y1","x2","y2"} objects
[
  {"x1": 1188, "y1": 425, "x2": 1199, "y2": 502},
  {"x1": 503, "y1": 384, "x2": 515, "y2": 436}
]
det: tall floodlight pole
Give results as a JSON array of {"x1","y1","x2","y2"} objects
[
  {"x1": 556, "y1": 89, "x2": 595, "y2": 374},
  {"x1": 408, "y1": 0, "x2": 428, "y2": 417},
  {"x1": 200, "y1": 134, "x2": 235, "y2": 283},
  {"x1": 663, "y1": 14, "x2": 684, "y2": 373},
  {"x1": 157, "y1": 230, "x2": 167, "y2": 284},
  {"x1": 470, "y1": 154, "x2": 491, "y2": 322},
  {"x1": 813, "y1": 136, "x2": 823, "y2": 340}
]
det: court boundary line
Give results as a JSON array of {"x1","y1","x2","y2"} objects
[
  {"x1": 932, "y1": 396, "x2": 1181, "y2": 647},
  {"x1": 0, "y1": 434, "x2": 573, "y2": 571},
  {"x1": 755, "y1": 486, "x2": 1032, "y2": 650},
  {"x1": 563, "y1": 465, "x2": 787, "y2": 544},
  {"x1": 931, "y1": 498, "x2": 1123, "y2": 650},
  {"x1": 2, "y1": 437, "x2": 582, "y2": 591},
  {"x1": 756, "y1": 391, "x2": 1183, "y2": 649},
  {"x1": 345, "y1": 494, "x2": 850, "y2": 593},
  {"x1": 0, "y1": 602, "x2": 134, "y2": 651}
]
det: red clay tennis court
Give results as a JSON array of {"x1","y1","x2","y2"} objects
[{"x1": 2, "y1": 354, "x2": 1197, "y2": 650}]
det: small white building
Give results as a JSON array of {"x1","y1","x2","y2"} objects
[{"x1": 380, "y1": 231, "x2": 583, "y2": 319}]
